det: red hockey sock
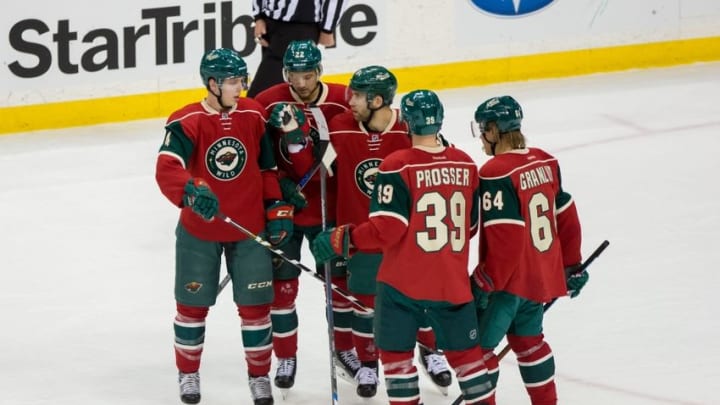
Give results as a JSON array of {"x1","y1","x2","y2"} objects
[
  {"x1": 271, "y1": 279, "x2": 299, "y2": 358},
  {"x1": 238, "y1": 304, "x2": 273, "y2": 377},
  {"x1": 174, "y1": 304, "x2": 209, "y2": 373},
  {"x1": 508, "y1": 334, "x2": 557, "y2": 405},
  {"x1": 351, "y1": 293, "x2": 376, "y2": 362},
  {"x1": 380, "y1": 350, "x2": 420, "y2": 405},
  {"x1": 444, "y1": 347, "x2": 494, "y2": 405},
  {"x1": 330, "y1": 276, "x2": 354, "y2": 351}
]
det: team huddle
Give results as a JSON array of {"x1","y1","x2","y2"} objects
[{"x1": 155, "y1": 41, "x2": 587, "y2": 405}]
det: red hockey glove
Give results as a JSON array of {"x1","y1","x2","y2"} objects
[
  {"x1": 311, "y1": 224, "x2": 355, "y2": 264},
  {"x1": 265, "y1": 201, "x2": 294, "y2": 246}
]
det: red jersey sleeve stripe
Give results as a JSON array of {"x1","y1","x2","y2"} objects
[
  {"x1": 369, "y1": 210, "x2": 409, "y2": 226},
  {"x1": 484, "y1": 218, "x2": 526, "y2": 227},
  {"x1": 158, "y1": 151, "x2": 186, "y2": 169}
]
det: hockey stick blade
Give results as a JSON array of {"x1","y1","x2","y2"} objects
[
  {"x1": 295, "y1": 107, "x2": 336, "y2": 191},
  {"x1": 308, "y1": 106, "x2": 335, "y2": 179}
]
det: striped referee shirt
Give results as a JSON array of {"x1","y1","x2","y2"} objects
[{"x1": 252, "y1": 0, "x2": 345, "y2": 33}]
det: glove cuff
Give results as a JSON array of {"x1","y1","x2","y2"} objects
[
  {"x1": 266, "y1": 201, "x2": 294, "y2": 220},
  {"x1": 331, "y1": 224, "x2": 355, "y2": 258},
  {"x1": 564, "y1": 263, "x2": 583, "y2": 279},
  {"x1": 343, "y1": 224, "x2": 356, "y2": 257},
  {"x1": 184, "y1": 178, "x2": 210, "y2": 206}
]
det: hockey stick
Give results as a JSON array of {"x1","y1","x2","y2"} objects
[
  {"x1": 217, "y1": 273, "x2": 231, "y2": 296},
  {"x1": 295, "y1": 107, "x2": 337, "y2": 191},
  {"x1": 215, "y1": 212, "x2": 373, "y2": 315},
  {"x1": 449, "y1": 239, "x2": 610, "y2": 405},
  {"x1": 310, "y1": 106, "x2": 339, "y2": 404}
]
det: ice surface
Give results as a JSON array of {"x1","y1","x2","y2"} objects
[{"x1": 2, "y1": 62, "x2": 718, "y2": 405}]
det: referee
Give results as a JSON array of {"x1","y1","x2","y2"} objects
[{"x1": 248, "y1": 0, "x2": 345, "y2": 97}]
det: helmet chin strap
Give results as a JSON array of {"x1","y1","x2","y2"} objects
[{"x1": 208, "y1": 81, "x2": 234, "y2": 110}]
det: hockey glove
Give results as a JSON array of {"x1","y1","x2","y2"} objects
[
  {"x1": 565, "y1": 264, "x2": 589, "y2": 298},
  {"x1": 471, "y1": 266, "x2": 494, "y2": 310},
  {"x1": 279, "y1": 177, "x2": 308, "y2": 209},
  {"x1": 183, "y1": 178, "x2": 218, "y2": 220},
  {"x1": 266, "y1": 201, "x2": 294, "y2": 247},
  {"x1": 268, "y1": 103, "x2": 309, "y2": 145},
  {"x1": 311, "y1": 224, "x2": 354, "y2": 264}
]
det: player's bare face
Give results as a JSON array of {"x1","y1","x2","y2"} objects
[
  {"x1": 348, "y1": 90, "x2": 371, "y2": 122},
  {"x1": 288, "y1": 71, "x2": 319, "y2": 101},
  {"x1": 220, "y1": 77, "x2": 247, "y2": 105}
]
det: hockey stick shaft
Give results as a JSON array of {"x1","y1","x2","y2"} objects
[
  {"x1": 217, "y1": 273, "x2": 231, "y2": 296},
  {"x1": 322, "y1": 166, "x2": 339, "y2": 405},
  {"x1": 295, "y1": 142, "x2": 337, "y2": 191},
  {"x1": 215, "y1": 212, "x2": 373, "y2": 315},
  {"x1": 295, "y1": 144, "x2": 332, "y2": 188},
  {"x1": 296, "y1": 160, "x2": 323, "y2": 191},
  {"x1": 311, "y1": 107, "x2": 340, "y2": 404},
  {"x1": 450, "y1": 239, "x2": 610, "y2": 405}
]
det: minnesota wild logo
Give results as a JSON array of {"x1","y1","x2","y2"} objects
[
  {"x1": 355, "y1": 158, "x2": 381, "y2": 198},
  {"x1": 184, "y1": 281, "x2": 203, "y2": 293},
  {"x1": 206, "y1": 137, "x2": 247, "y2": 180}
]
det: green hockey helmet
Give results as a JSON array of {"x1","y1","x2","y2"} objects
[
  {"x1": 400, "y1": 90, "x2": 444, "y2": 135},
  {"x1": 200, "y1": 48, "x2": 248, "y2": 88},
  {"x1": 348, "y1": 65, "x2": 397, "y2": 106},
  {"x1": 473, "y1": 95, "x2": 523, "y2": 134},
  {"x1": 283, "y1": 40, "x2": 323, "y2": 73}
]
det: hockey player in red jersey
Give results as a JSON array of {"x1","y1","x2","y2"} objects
[
  {"x1": 312, "y1": 90, "x2": 495, "y2": 405},
  {"x1": 469, "y1": 95, "x2": 586, "y2": 405},
  {"x1": 253, "y1": 40, "x2": 356, "y2": 392},
  {"x1": 156, "y1": 48, "x2": 294, "y2": 405},
  {"x1": 310, "y1": 66, "x2": 452, "y2": 399}
]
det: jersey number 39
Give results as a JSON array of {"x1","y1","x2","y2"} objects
[{"x1": 416, "y1": 191, "x2": 466, "y2": 253}]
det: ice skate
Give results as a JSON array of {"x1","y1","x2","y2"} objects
[
  {"x1": 355, "y1": 360, "x2": 379, "y2": 398},
  {"x1": 178, "y1": 371, "x2": 201, "y2": 404},
  {"x1": 334, "y1": 349, "x2": 361, "y2": 384},
  {"x1": 273, "y1": 357, "x2": 296, "y2": 399},
  {"x1": 419, "y1": 346, "x2": 452, "y2": 396},
  {"x1": 248, "y1": 374, "x2": 274, "y2": 405}
]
